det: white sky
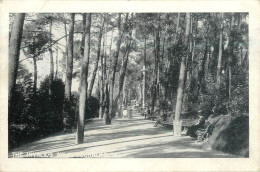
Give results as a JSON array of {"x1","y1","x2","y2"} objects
[{"x1": 19, "y1": 14, "x2": 117, "y2": 92}]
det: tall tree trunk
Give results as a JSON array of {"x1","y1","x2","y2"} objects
[
  {"x1": 197, "y1": 14, "x2": 210, "y2": 95},
  {"x1": 151, "y1": 15, "x2": 160, "y2": 114},
  {"x1": 138, "y1": 82, "x2": 142, "y2": 105},
  {"x1": 8, "y1": 13, "x2": 25, "y2": 108},
  {"x1": 162, "y1": 35, "x2": 165, "y2": 60},
  {"x1": 161, "y1": 33, "x2": 166, "y2": 101},
  {"x1": 114, "y1": 38, "x2": 132, "y2": 114},
  {"x1": 55, "y1": 45, "x2": 58, "y2": 79},
  {"x1": 123, "y1": 75, "x2": 127, "y2": 107},
  {"x1": 142, "y1": 38, "x2": 147, "y2": 111},
  {"x1": 66, "y1": 14, "x2": 74, "y2": 81},
  {"x1": 80, "y1": 14, "x2": 87, "y2": 58},
  {"x1": 165, "y1": 13, "x2": 180, "y2": 105},
  {"x1": 48, "y1": 17, "x2": 54, "y2": 96},
  {"x1": 108, "y1": 30, "x2": 114, "y2": 77},
  {"x1": 191, "y1": 14, "x2": 197, "y2": 68},
  {"x1": 239, "y1": 47, "x2": 243, "y2": 66},
  {"x1": 242, "y1": 50, "x2": 248, "y2": 72},
  {"x1": 99, "y1": 52, "x2": 105, "y2": 119},
  {"x1": 109, "y1": 13, "x2": 128, "y2": 119},
  {"x1": 183, "y1": 14, "x2": 194, "y2": 111},
  {"x1": 99, "y1": 16, "x2": 107, "y2": 119},
  {"x1": 114, "y1": 14, "x2": 133, "y2": 116},
  {"x1": 156, "y1": 15, "x2": 161, "y2": 99},
  {"x1": 63, "y1": 13, "x2": 75, "y2": 132},
  {"x1": 88, "y1": 16, "x2": 104, "y2": 98},
  {"x1": 33, "y1": 55, "x2": 37, "y2": 95},
  {"x1": 151, "y1": 34, "x2": 157, "y2": 115},
  {"x1": 128, "y1": 89, "x2": 131, "y2": 105},
  {"x1": 76, "y1": 13, "x2": 91, "y2": 144},
  {"x1": 191, "y1": 15, "x2": 198, "y2": 79},
  {"x1": 32, "y1": 35, "x2": 37, "y2": 95},
  {"x1": 174, "y1": 13, "x2": 180, "y2": 44},
  {"x1": 99, "y1": 54, "x2": 104, "y2": 119},
  {"x1": 151, "y1": 27, "x2": 156, "y2": 114},
  {"x1": 103, "y1": 38, "x2": 110, "y2": 122},
  {"x1": 64, "y1": 21, "x2": 68, "y2": 57},
  {"x1": 103, "y1": 83, "x2": 110, "y2": 124},
  {"x1": 206, "y1": 51, "x2": 211, "y2": 74},
  {"x1": 103, "y1": 14, "x2": 112, "y2": 124},
  {"x1": 228, "y1": 13, "x2": 235, "y2": 99},
  {"x1": 186, "y1": 14, "x2": 193, "y2": 85},
  {"x1": 216, "y1": 13, "x2": 224, "y2": 88},
  {"x1": 174, "y1": 13, "x2": 191, "y2": 136},
  {"x1": 94, "y1": 74, "x2": 101, "y2": 97}
]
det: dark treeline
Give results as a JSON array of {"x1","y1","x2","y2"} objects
[{"x1": 9, "y1": 13, "x2": 248, "y2": 151}]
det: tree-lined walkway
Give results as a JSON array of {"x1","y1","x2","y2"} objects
[
  {"x1": 8, "y1": 13, "x2": 249, "y2": 155},
  {"x1": 9, "y1": 113, "x2": 235, "y2": 158}
]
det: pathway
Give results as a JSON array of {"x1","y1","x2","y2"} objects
[{"x1": 9, "y1": 113, "x2": 236, "y2": 158}]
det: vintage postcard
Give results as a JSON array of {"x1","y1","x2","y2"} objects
[{"x1": 0, "y1": 0, "x2": 260, "y2": 171}]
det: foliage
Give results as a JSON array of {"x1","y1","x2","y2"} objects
[
  {"x1": 229, "y1": 67, "x2": 248, "y2": 115},
  {"x1": 9, "y1": 75, "x2": 39, "y2": 148},
  {"x1": 22, "y1": 22, "x2": 49, "y2": 57},
  {"x1": 9, "y1": 76, "x2": 65, "y2": 149},
  {"x1": 38, "y1": 77, "x2": 65, "y2": 133},
  {"x1": 203, "y1": 114, "x2": 249, "y2": 157},
  {"x1": 9, "y1": 13, "x2": 249, "y2": 156},
  {"x1": 70, "y1": 93, "x2": 100, "y2": 123},
  {"x1": 86, "y1": 96, "x2": 100, "y2": 119}
]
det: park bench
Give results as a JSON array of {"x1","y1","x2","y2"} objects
[
  {"x1": 160, "y1": 118, "x2": 198, "y2": 135},
  {"x1": 146, "y1": 108, "x2": 166, "y2": 120},
  {"x1": 161, "y1": 118, "x2": 197, "y2": 129},
  {"x1": 159, "y1": 111, "x2": 198, "y2": 134},
  {"x1": 146, "y1": 115, "x2": 159, "y2": 121},
  {"x1": 146, "y1": 108, "x2": 160, "y2": 120},
  {"x1": 157, "y1": 110, "x2": 215, "y2": 138}
]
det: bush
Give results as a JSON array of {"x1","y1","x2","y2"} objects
[
  {"x1": 72, "y1": 93, "x2": 100, "y2": 119},
  {"x1": 203, "y1": 114, "x2": 249, "y2": 157},
  {"x1": 9, "y1": 74, "x2": 100, "y2": 149},
  {"x1": 69, "y1": 93, "x2": 100, "y2": 128},
  {"x1": 86, "y1": 96, "x2": 100, "y2": 119},
  {"x1": 8, "y1": 76, "x2": 65, "y2": 149},
  {"x1": 38, "y1": 77, "x2": 65, "y2": 134},
  {"x1": 229, "y1": 81, "x2": 248, "y2": 115},
  {"x1": 9, "y1": 77, "x2": 41, "y2": 148}
]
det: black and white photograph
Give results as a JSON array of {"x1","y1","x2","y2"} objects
[
  {"x1": 7, "y1": 11, "x2": 249, "y2": 158},
  {"x1": 1, "y1": 1, "x2": 260, "y2": 172}
]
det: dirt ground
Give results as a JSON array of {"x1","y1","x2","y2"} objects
[{"x1": 9, "y1": 113, "x2": 237, "y2": 158}]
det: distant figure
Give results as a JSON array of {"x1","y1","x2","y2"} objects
[
  {"x1": 161, "y1": 109, "x2": 167, "y2": 121},
  {"x1": 154, "y1": 110, "x2": 167, "y2": 127},
  {"x1": 200, "y1": 124, "x2": 215, "y2": 140},
  {"x1": 145, "y1": 107, "x2": 150, "y2": 119},
  {"x1": 123, "y1": 108, "x2": 128, "y2": 118},
  {"x1": 128, "y1": 107, "x2": 132, "y2": 119},
  {"x1": 187, "y1": 110, "x2": 206, "y2": 138}
]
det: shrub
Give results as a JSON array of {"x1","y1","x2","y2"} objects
[
  {"x1": 70, "y1": 93, "x2": 100, "y2": 128},
  {"x1": 38, "y1": 77, "x2": 65, "y2": 134},
  {"x1": 229, "y1": 75, "x2": 248, "y2": 115},
  {"x1": 8, "y1": 76, "x2": 65, "y2": 149},
  {"x1": 86, "y1": 96, "x2": 100, "y2": 119},
  {"x1": 9, "y1": 77, "x2": 41, "y2": 148},
  {"x1": 203, "y1": 114, "x2": 249, "y2": 157}
]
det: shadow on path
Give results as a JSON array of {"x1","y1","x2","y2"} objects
[{"x1": 9, "y1": 114, "x2": 236, "y2": 158}]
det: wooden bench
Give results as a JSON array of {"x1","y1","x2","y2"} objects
[
  {"x1": 161, "y1": 118, "x2": 198, "y2": 131},
  {"x1": 146, "y1": 115, "x2": 159, "y2": 121}
]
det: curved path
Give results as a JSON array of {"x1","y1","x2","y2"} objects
[{"x1": 9, "y1": 113, "x2": 236, "y2": 158}]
